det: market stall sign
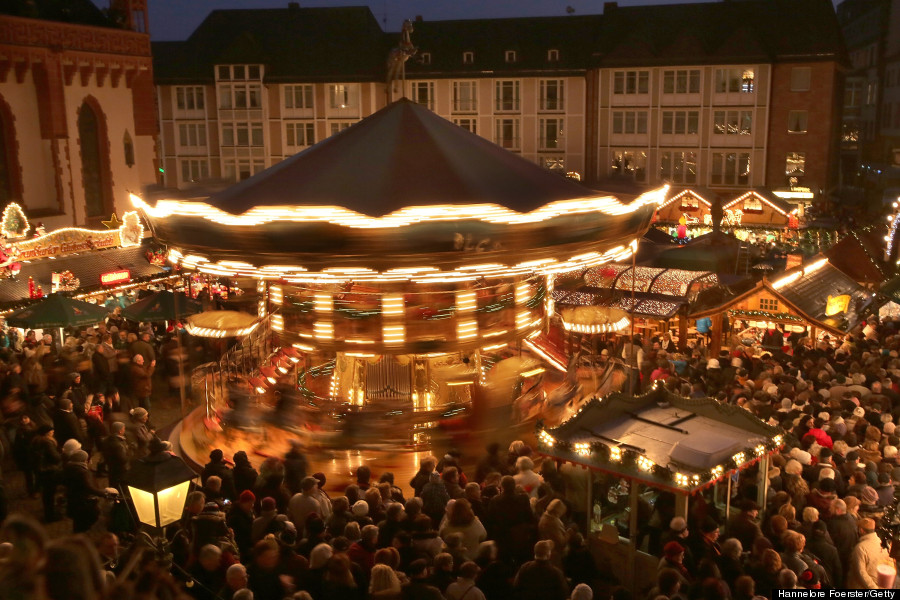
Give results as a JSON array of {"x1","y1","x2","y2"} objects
[
  {"x1": 101, "y1": 270, "x2": 131, "y2": 286},
  {"x1": 826, "y1": 294, "x2": 850, "y2": 316},
  {"x1": 9, "y1": 211, "x2": 143, "y2": 261}
]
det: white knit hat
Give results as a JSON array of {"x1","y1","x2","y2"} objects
[
  {"x1": 707, "y1": 358, "x2": 720, "y2": 369},
  {"x1": 784, "y1": 459, "x2": 803, "y2": 475},
  {"x1": 819, "y1": 467, "x2": 835, "y2": 480},
  {"x1": 790, "y1": 447, "x2": 812, "y2": 466},
  {"x1": 854, "y1": 407, "x2": 866, "y2": 419}
]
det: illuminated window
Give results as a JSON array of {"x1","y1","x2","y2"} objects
[
  {"x1": 328, "y1": 84, "x2": 359, "y2": 109},
  {"x1": 713, "y1": 111, "x2": 752, "y2": 135},
  {"x1": 785, "y1": 152, "x2": 806, "y2": 177},
  {"x1": 613, "y1": 71, "x2": 649, "y2": 95},
  {"x1": 540, "y1": 80, "x2": 564, "y2": 111},
  {"x1": 660, "y1": 151, "x2": 697, "y2": 184},
  {"x1": 743, "y1": 195, "x2": 763, "y2": 212},
  {"x1": 662, "y1": 69, "x2": 700, "y2": 94},
  {"x1": 715, "y1": 68, "x2": 754, "y2": 93},
  {"x1": 611, "y1": 149, "x2": 647, "y2": 182},
  {"x1": 452, "y1": 81, "x2": 477, "y2": 112},
  {"x1": 285, "y1": 122, "x2": 315, "y2": 147},
  {"x1": 711, "y1": 152, "x2": 750, "y2": 186},
  {"x1": 788, "y1": 111, "x2": 808, "y2": 134},
  {"x1": 680, "y1": 196, "x2": 699, "y2": 210},
  {"x1": 542, "y1": 156, "x2": 565, "y2": 171},
  {"x1": 612, "y1": 111, "x2": 648, "y2": 134},
  {"x1": 284, "y1": 84, "x2": 313, "y2": 110},
  {"x1": 662, "y1": 110, "x2": 699, "y2": 135}
]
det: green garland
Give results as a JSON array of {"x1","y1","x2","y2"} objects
[{"x1": 728, "y1": 309, "x2": 804, "y2": 323}]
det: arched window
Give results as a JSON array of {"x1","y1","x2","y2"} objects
[
  {"x1": 78, "y1": 100, "x2": 112, "y2": 219},
  {"x1": 0, "y1": 95, "x2": 23, "y2": 205},
  {"x1": 123, "y1": 130, "x2": 134, "y2": 168}
]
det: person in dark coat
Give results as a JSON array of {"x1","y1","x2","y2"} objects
[
  {"x1": 826, "y1": 498, "x2": 859, "y2": 572},
  {"x1": 283, "y1": 440, "x2": 309, "y2": 495},
  {"x1": 201, "y1": 448, "x2": 237, "y2": 501},
  {"x1": 723, "y1": 500, "x2": 763, "y2": 550},
  {"x1": 807, "y1": 520, "x2": 842, "y2": 587},
  {"x1": 60, "y1": 449, "x2": 106, "y2": 532},
  {"x1": 232, "y1": 450, "x2": 258, "y2": 496},
  {"x1": 30, "y1": 424, "x2": 62, "y2": 521},
  {"x1": 129, "y1": 354, "x2": 155, "y2": 411},
  {"x1": 12, "y1": 414, "x2": 38, "y2": 496},
  {"x1": 475, "y1": 443, "x2": 507, "y2": 482},
  {"x1": 513, "y1": 540, "x2": 569, "y2": 600},
  {"x1": 485, "y1": 476, "x2": 536, "y2": 565},
  {"x1": 52, "y1": 397, "x2": 84, "y2": 449},
  {"x1": 401, "y1": 559, "x2": 444, "y2": 600},
  {"x1": 101, "y1": 421, "x2": 130, "y2": 489}
]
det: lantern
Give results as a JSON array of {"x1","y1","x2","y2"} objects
[{"x1": 124, "y1": 451, "x2": 196, "y2": 530}]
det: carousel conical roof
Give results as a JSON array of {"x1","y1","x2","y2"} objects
[{"x1": 205, "y1": 98, "x2": 591, "y2": 216}]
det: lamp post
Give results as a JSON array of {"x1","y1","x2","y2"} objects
[{"x1": 123, "y1": 446, "x2": 196, "y2": 564}]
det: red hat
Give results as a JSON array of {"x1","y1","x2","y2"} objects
[
  {"x1": 261, "y1": 497, "x2": 277, "y2": 511},
  {"x1": 663, "y1": 541, "x2": 685, "y2": 557},
  {"x1": 239, "y1": 490, "x2": 256, "y2": 504}
]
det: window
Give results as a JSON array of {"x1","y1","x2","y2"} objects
[
  {"x1": 411, "y1": 81, "x2": 434, "y2": 110},
  {"x1": 420, "y1": 52, "x2": 431, "y2": 65},
  {"x1": 453, "y1": 118, "x2": 477, "y2": 134},
  {"x1": 659, "y1": 151, "x2": 697, "y2": 184},
  {"x1": 284, "y1": 85, "x2": 313, "y2": 110},
  {"x1": 77, "y1": 101, "x2": 112, "y2": 218},
  {"x1": 713, "y1": 111, "x2": 752, "y2": 135},
  {"x1": 216, "y1": 64, "x2": 262, "y2": 81},
  {"x1": 711, "y1": 152, "x2": 750, "y2": 186},
  {"x1": 539, "y1": 118, "x2": 564, "y2": 150},
  {"x1": 542, "y1": 156, "x2": 565, "y2": 171},
  {"x1": 495, "y1": 80, "x2": 520, "y2": 112},
  {"x1": 286, "y1": 122, "x2": 315, "y2": 147},
  {"x1": 178, "y1": 123, "x2": 207, "y2": 147},
  {"x1": 662, "y1": 69, "x2": 700, "y2": 94},
  {"x1": 613, "y1": 71, "x2": 649, "y2": 95},
  {"x1": 790, "y1": 67, "x2": 811, "y2": 92},
  {"x1": 866, "y1": 81, "x2": 877, "y2": 105},
  {"x1": 788, "y1": 111, "x2": 808, "y2": 134},
  {"x1": 123, "y1": 130, "x2": 134, "y2": 168},
  {"x1": 330, "y1": 122, "x2": 352, "y2": 136},
  {"x1": 547, "y1": 49, "x2": 559, "y2": 62},
  {"x1": 223, "y1": 158, "x2": 265, "y2": 182},
  {"x1": 452, "y1": 81, "x2": 477, "y2": 113},
  {"x1": 463, "y1": 51, "x2": 474, "y2": 64},
  {"x1": 175, "y1": 86, "x2": 205, "y2": 111},
  {"x1": 845, "y1": 81, "x2": 863, "y2": 107},
  {"x1": 221, "y1": 122, "x2": 263, "y2": 147},
  {"x1": 759, "y1": 298, "x2": 779, "y2": 311},
  {"x1": 218, "y1": 84, "x2": 261, "y2": 109},
  {"x1": 0, "y1": 104, "x2": 25, "y2": 203},
  {"x1": 328, "y1": 84, "x2": 359, "y2": 109},
  {"x1": 786, "y1": 152, "x2": 806, "y2": 177},
  {"x1": 132, "y1": 9, "x2": 145, "y2": 33},
  {"x1": 540, "y1": 80, "x2": 564, "y2": 111},
  {"x1": 715, "y1": 68, "x2": 755, "y2": 93},
  {"x1": 495, "y1": 118, "x2": 520, "y2": 150},
  {"x1": 611, "y1": 149, "x2": 647, "y2": 182},
  {"x1": 612, "y1": 111, "x2": 648, "y2": 134},
  {"x1": 180, "y1": 159, "x2": 208, "y2": 183},
  {"x1": 505, "y1": 50, "x2": 517, "y2": 63},
  {"x1": 680, "y1": 196, "x2": 699, "y2": 210},
  {"x1": 661, "y1": 111, "x2": 699, "y2": 135},
  {"x1": 743, "y1": 196, "x2": 763, "y2": 212}
]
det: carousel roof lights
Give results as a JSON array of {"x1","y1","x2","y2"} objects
[
  {"x1": 523, "y1": 338, "x2": 567, "y2": 372},
  {"x1": 457, "y1": 319, "x2": 479, "y2": 340},
  {"x1": 314, "y1": 294, "x2": 334, "y2": 313},
  {"x1": 520, "y1": 367, "x2": 546, "y2": 378},
  {"x1": 481, "y1": 342, "x2": 507, "y2": 351},
  {"x1": 292, "y1": 343, "x2": 315, "y2": 352},
  {"x1": 313, "y1": 321, "x2": 334, "y2": 340},
  {"x1": 456, "y1": 291, "x2": 477, "y2": 313},
  {"x1": 483, "y1": 329, "x2": 509, "y2": 338},
  {"x1": 130, "y1": 187, "x2": 667, "y2": 229}
]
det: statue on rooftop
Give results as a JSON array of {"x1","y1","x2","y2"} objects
[{"x1": 386, "y1": 19, "x2": 417, "y2": 102}]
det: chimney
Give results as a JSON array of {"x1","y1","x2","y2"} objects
[
  {"x1": 603, "y1": 2, "x2": 618, "y2": 12},
  {"x1": 415, "y1": 15, "x2": 423, "y2": 22}
]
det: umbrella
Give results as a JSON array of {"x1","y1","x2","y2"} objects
[
  {"x1": 6, "y1": 294, "x2": 110, "y2": 329},
  {"x1": 185, "y1": 310, "x2": 260, "y2": 338},
  {"x1": 559, "y1": 306, "x2": 630, "y2": 334},
  {"x1": 122, "y1": 290, "x2": 202, "y2": 323}
]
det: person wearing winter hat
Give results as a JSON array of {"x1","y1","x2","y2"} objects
[
  {"x1": 60, "y1": 448, "x2": 105, "y2": 532},
  {"x1": 706, "y1": 358, "x2": 721, "y2": 369},
  {"x1": 251, "y1": 497, "x2": 279, "y2": 543},
  {"x1": 227, "y1": 489, "x2": 257, "y2": 558}
]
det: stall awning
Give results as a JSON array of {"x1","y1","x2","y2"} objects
[
  {"x1": 536, "y1": 385, "x2": 783, "y2": 495},
  {"x1": 0, "y1": 241, "x2": 167, "y2": 304}
]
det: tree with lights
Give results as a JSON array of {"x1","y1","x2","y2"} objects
[{"x1": 1, "y1": 202, "x2": 29, "y2": 238}]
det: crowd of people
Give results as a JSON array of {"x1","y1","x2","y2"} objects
[{"x1": 0, "y1": 298, "x2": 899, "y2": 600}]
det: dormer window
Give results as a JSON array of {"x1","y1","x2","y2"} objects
[
  {"x1": 420, "y1": 52, "x2": 431, "y2": 65},
  {"x1": 463, "y1": 51, "x2": 474, "y2": 64},
  {"x1": 505, "y1": 50, "x2": 517, "y2": 63},
  {"x1": 547, "y1": 49, "x2": 559, "y2": 62}
]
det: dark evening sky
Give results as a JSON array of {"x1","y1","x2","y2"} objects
[{"x1": 125, "y1": 0, "x2": 711, "y2": 40}]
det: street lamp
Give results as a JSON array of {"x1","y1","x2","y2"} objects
[{"x1": 124, "y1": 449, "x2": 196, "y2": 531}]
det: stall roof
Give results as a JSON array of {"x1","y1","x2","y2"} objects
[
  {"x1": 824, "y1": 227, "x2": 889, "y2": 285},
  {"x1": 583, "y1": 264, "x2": 717, "y2": 297},
  {"x1": 553, "y1": 289, "x2": 684, "y2": 319},
  {"x1": 690, "y1": 257, "x2": 875, "y2": 335},
  {"x1": 537, "y1": 385, "x2": 782, "y2": 495},
  {"x1": 0, "y1": 241, "x2": 167, "y2": 304}
]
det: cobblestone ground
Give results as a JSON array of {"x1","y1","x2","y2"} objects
[{"x1": 3, "y1": 380, "x2": 186, "y2": 538}]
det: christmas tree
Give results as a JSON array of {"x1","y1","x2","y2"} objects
[{"x1": 1, "y1": 203, "x2": 29, "y2": 238}]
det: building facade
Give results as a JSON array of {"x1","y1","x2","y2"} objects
[
  {"x1": 0, "y1": 0, "x2": 158, "y2": 229},
  {"x1": 154, "y1": 0, "x2": 845, "y2": 201}
]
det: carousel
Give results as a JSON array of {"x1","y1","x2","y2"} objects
[{"x1": 133, "y1": 99, "x2": 664, "y2": 471}]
